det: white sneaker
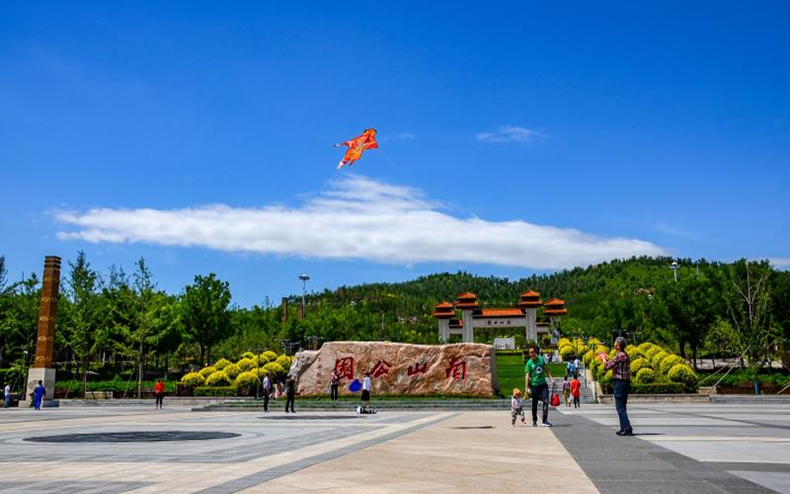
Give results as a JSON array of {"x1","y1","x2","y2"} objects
[
  {"x1": 541, "y1": 421, "x2": 553, "y2": 427},
  {"x1": 337, "y1": 161, "x2": 345, "y2": 170}
]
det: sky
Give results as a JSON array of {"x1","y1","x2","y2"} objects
[{"x1": 2, "y1": 1, "x2": 789, "y2": 306}]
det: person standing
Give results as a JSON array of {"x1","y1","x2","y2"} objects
[
  {"x1": 3, "y1": 382, "x2": 10, "y2": 408},
  {"x1": 154, "y1": 379, "x2": 165, "y2": 410},
  {"x1": 525, "y1": 345, "x2": 555, "y2": 427},
  {"x1": 330, "y1": 370, "x2": 339, "y2": 401},
  {"x1": 573, "y1": 357, "x2": 582, "y2": 378},
  {"x1": 284, "y1": 377, "x2": 296, "y2": 413},
  {"x1": 33, "y1": 380, "x2": 46, "y2": 410},
  {"x1": 361, "y1": 372, "x2": 372, "y2": 409},
  {"x1": 602, "y1": 336, "x2": 633, "y2": 436},
  {"x1": 262, "y1": 374, "x2": 271, "y2": 413},
  {"x1": 562, "y1": 376, "x2": 571, "y2": 407},
  {"x1": 570, "y1": 375, "x2": 581, "y2": 408}
]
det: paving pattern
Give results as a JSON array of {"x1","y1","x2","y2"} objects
[{"x1": 0, "y1": 403, "x2": 787, "y2": 493}]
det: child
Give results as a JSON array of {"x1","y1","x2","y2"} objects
[
  {"x1": 570, "y1": 375, "x2": 581, "y2": 408},
  {"x1": 511, "y1": 388, "x2": 525, "y2": 426},
  {"x1": 562, "y1": 376, "x2": 571, "y2": 407}
]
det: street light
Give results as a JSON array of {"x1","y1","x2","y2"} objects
[
  {"x1": 298, "y1": 274, "x2": 310, "y2": 319},
  {"x1": 670, "y1": 261, "x2": 679, "y2": 282}
]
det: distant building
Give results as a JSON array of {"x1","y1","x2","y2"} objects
[{"x1": 432, "y1": 291, "x2": 567, "y2": 343}]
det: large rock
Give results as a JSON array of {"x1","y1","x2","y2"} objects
[{"x1": 291, "y1": 341, "x2": 498, "y2": 397}]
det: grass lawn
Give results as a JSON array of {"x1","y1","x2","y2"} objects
[{"x1": 495, "y1": 353, "x2": 566, "y2": 396}]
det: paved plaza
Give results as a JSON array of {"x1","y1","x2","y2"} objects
[{"x1": 0, "y1": 403, "x2": 787, "y2": 493}]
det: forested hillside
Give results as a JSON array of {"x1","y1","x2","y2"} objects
[{"x1": 1, "y1": 253, "x2": 788, "y2": 389}]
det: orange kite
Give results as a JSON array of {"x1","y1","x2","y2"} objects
[{"x1": 335, "y1": 128, "x2": 378, "y2": 169}]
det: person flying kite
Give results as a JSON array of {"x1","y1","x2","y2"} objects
[{"x1": 334, "y1": 128, "x2": 378, "y2": 169}]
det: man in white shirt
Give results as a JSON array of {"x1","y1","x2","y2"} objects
[
  {"x1": 3, "y1": 383, "x2": 10, "y2": 408},
  {"x1": 574, "y1": 357, "x2": 582, "y2": 378},
  {"x1": 361, "y1": 372, "x2": 372, "y2": 408}
]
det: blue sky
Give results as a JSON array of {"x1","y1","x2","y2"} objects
[{"x1": 2, "y1": 1, "x2": 789, "y2": 306}]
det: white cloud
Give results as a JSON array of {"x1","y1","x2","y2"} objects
[
  {"x1": 476, "y1": 126, "x2": 546, "y2": 143},
  {"x1": 54, "y1": 175, "x2": 665, "y2": 269},
  {"x1": 769, "y1": 258, "x2": 790, "y2": 269}
]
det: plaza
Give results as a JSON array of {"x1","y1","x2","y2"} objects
[{"x1": 0, "y1": 402, "x2": 787, "y2": 493}]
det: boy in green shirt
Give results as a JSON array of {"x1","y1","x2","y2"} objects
[{"x1": 525, "y1": 345, "x2": 555, "y2": 427}]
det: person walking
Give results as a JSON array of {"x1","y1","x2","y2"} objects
[
  {"x1": 570, "y1": 375, "x2": 581, "y2": 408},
  {"x1": 154, "y1": 379, "x2": 165, "y2": 410},
  {"x1": 3, "y1": 382, "x2": 10, "y2": 408},
  {"x1": 602, "y1": 336, "x2": 633, "y2": 436},
  {"x1": 262, "y1": 374, "x2": 271, "y2": 413},
  {"x1": 562, "y1": 376, "x2": 571, "y2": 407},
  {"x1": 525, "y1": 345, "x2": 555, "y2": 427},
  {"x1": 573, "y1": 357, "x2": 582, "y2": 378},
  {"x1": 510, "y1": 388, "x2": 526, "y2": 426},
  {"x1": 284, "y1": 377, "x2": 296, "y2": 413},
  {"x1": 33, "y1": 380, "x2": 46, "y2": 410},
  {"x1": 330, "y1": 370, "x2": 339, "y2": 401}
]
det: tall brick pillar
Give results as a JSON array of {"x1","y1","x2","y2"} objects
[{"x1": 26, "y1": 256, "x2": 61, "y2": 404}]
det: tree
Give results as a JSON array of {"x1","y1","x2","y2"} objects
[
  {"x1": 130, "y1": 258, "x2": 169, "y2": 398},
  {"x1": 703, "y1": 318, "x2": 737, "y2": 368},
  {"x1": 62, "y1": 251, "x2": 100, "y2": 395},
  {"x1": 182, "y1": 273, "x2": 232, "y2": 365},
  {"x1": 727, "y1": 260, "x2": 781, "y2": 383}
]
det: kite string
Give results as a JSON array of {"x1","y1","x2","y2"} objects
[{"x1": 377, "y1": 148, "x2": 405, "y2": 173}]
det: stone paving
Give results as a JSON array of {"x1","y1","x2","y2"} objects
[{"x1": 0, "y1": 402, "x2": 786, "y2": 493}]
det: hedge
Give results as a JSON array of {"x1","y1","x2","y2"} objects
[
  {"x1": 206, "y1": 371, "x2": 231, "y2": 387},
  {"x1": 602, "y1": 382, "x2": 689, "y2": 394},
  {"x1": 181, "y1": 372, "x2": 205, "y2": 387},
  {"x1": 214, "y1": 358, "x2": 232, "y2": 371},
  {"x1": 635, "y1": 368, "x2": 656, "y2": 384},
  {"x1": 55, "y1": 379, "x2": 176, "y2": 394},
  {"x1": 194, "y1": 386, "x2": 238, "y2": 397},
  {"x1": 659, "y1": 355, "x2": 686, "y2": 375},
  {"x1": 198, "y1": 366, "x2": 216, "y2": 379},
  {"x1": 224, "y1": 363, "x2": 241, "y2": 379}
]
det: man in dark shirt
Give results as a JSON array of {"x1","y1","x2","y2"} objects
[{"x1": 602, "y1": 336, "x2": 633, "y2": 436}]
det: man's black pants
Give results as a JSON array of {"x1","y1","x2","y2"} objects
[{"x1": 530, "y1": 383, "x2": 549, "y2": 423}]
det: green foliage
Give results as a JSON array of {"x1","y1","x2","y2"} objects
[
  {"x1": 181, "y1": 372, "x2": 205, "y2": 387},
  {"x1": 194, "y1": 386, "x2": 237, "y2": 397},
  {"x1": 55, "y1": 379, "x2": 176, "y2": 395},
  {"x1": 630, "y1": 382, "x2": 688, "y2": 394},
  {"x1": 637, "y1": 342, "x2": 655, "y2": 354},
  {"x1": 583, "y1": 349, "x2": 595, "y2": 366},
  {"x1": 205, "y1": 371, "x2": 231, "y2": 387},
  {"x1": 240, "y1": 351, "x2": 256, "y2": 360},
  {"x1": 635, "y1": 368, "x2": 656, "y2": 384},
  {"x1": 182, "y1": 273, "x2": 232, "y2": 364},
  {"x1": 214, "y1": 358, "x2": 232, "y2": 371},
  {"x1": 667, "y1": 364, "x2": 697, "y2": 386},
  {"x1": 259, "y1": 351, "x2": 276, "y2": 364},
  {"x1": 644, "y1": 346, "x2": 662, "y2": 361},
  {"x1": 198, "y1": 366, "x2": 216, "y2": 379},
  {"x1": 659, "y1": 355, "x2": 686, "y2": 375}
]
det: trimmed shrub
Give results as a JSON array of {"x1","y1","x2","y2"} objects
[
  {"x1": 594, "y1": 345, "x2": 609, "y2": 356},
  {"x1": 631, "y1": 382, "x2": 687, "y2": 394},
  {"x1": 235, "y1": 371, "x2": 260, "y2": 395},
  {"x1": 558, "y1": 338, "x2": 571, "y2": 348},
  {"x1": 180, "y1": 372, "x2": 205, "y2": 387},
  {"x1": 559, "y1": 345, "x2": 577, "y2": 361},
  {"x1": 275, "y1": 355, "x2": 292, "y2": 369},
  {"x1": 263, "y1": 362, "x2": 286, "y2": 380},
  {"x1": 599, "y1": 369, "x2": 614, "y2": 387},
  {"x1": 668, "y1": 364, "x2": 697, "y2": 386},
  {"x1": 635, "y1": 368, "x2": 656, "y2": 384},
  {"x1": 241, "y1": 351, "x2": 256, "y2": 360},
  {"x1": 587, "y1": 337, "x2": 601, "y2": 347},
  {"x1": 223, "y1": 363, "x2": 241, "y2": 379},
  {"x1": 630, "y1": 358, "x2": 652, "y2": 375},
  {"x1": 255, "y1": 367, "x2": 270, "y2": 379},
  {"x1": 637, "y1": 342, "x2": 655, "y2": 354},
  {"x1": 206, "y1": 371, "x2": 232, "y2": 387},
  {"x1": 583, "y1": 349, "x2": 595, "y2": 366},
  {"x1": 214, "y1": 358, "x2": 232, "y2": 371},
  {"x1": 237, "y1": 358, "x2": 256, "y2": 372},
  {"x1": 194, "y1": 386, "x2": 237, "y2": 397},
  {"x1": 198, "y1": 366, "x2": 217, "y2": 379},
  {"x1": 644, "y1": 346, "x2": 662, "y2": 361},
  {"x1": 258, "y1": 353, "x2": 273, "y2": 364},
  {"x1": 651, "y1": 350, "x2": 668, "y2": 369},
  {"x1": 659, "y1": 355, "x2": 686, "y2": 375},
  {"x1": 261, "y1": 350, "x2": 278, "y2": 363}
]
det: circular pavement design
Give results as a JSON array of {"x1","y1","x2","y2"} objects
[
  {"x1": 259, "y1": 415, "x2": 365, "y2": 420},
  {"x1": 24, "y1": 431, "x2": 241, "y2": 443}
]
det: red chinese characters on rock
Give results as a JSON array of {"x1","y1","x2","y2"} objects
[
  {"x1": 334, "y1": 357, "x2": 355, "y2": 380},
  {"x1": 371, "y1": 360, "x2": 391, "y2": 378},
  {"x1": 445, "y1": 356, "x2": 467, "y2": 381},
  {"x1": 407, "y1": 362, "x2": 428, "y2": 377}
]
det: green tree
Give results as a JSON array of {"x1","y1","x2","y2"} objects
[
  {"x1": 182, "y1": 273, "x2": 232, "y2": 365},
  {"x1": 727, "y1": 260, "x2": 780, "y2": 382},
  {"x1": 62, "y1": 251, "x2": 100, "y2": 395}
]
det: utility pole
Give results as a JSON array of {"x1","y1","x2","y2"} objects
[{"x1": 298, "y1": 274, "x2": 310, "y2": 319}]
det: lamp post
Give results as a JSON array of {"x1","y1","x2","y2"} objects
[
  {"x1": 670, "y1": 261, "x2": 679, "y2": 282},
  {"x1": 298, "y1": 274, "x2": 310, "y2": 319}
]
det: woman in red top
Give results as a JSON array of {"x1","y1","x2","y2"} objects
[
  {"x1": 570, "y1": 376, "x2": 581, "y2": 408},
  {"x1": 154, "y1": 380, "x2": 165, "y2": 410}
]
